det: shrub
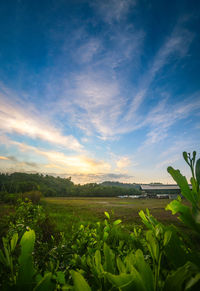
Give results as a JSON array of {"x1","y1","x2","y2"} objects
[
  {"x1": 2, "y1": 193, "x2": 20, "y2": 204},
  {"x1": 22, "y1": 190, "x2": 42, "y2": 204}
]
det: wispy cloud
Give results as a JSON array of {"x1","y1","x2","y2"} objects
[
  {"x1": 155, "y1": 155, "x2": 180, "y2": 169},
  {"x1": 92, "y1": 0, "x2": 136, "y2": 24},
  {"x1": 5, "y1": 155, "x2": 38, "y2": 168},
  {"x1": 74, "y1": 38, "x2": 102, "y2": 64},
  {"x1": 58, "y1": 172, "x2": 133, "y2": 184},
  {"x1": 0, "y1": 156, "x2": 9, "y2": 160},
  {"x1": 54, "y1": 15, "x2": 195, "y2": 143},
  {"x1": 0, "y1": 154, "x2": 39, "y2": 170},
  {"x1": 59, "y1": 71, "x2": 127, "y2": 139},
  {"x1": 51, "y1": 5, "x2": 144, "y2": 140},
  {"x1": 149, "y1": 26, "x2": 194, "y2": 78},
  {"x1": 0, "y1": 88, "x2": 83, "y2": 151},
  {"x1": 0, "y1": 137, "x2": 111, "y2": 174},
  {"x1": 125, "y1": 20, "x2": 195, "y2": 124},
  {"x1": 0, "y1": 143, "x2": 133, "y2": 184},
  {"x1": 141, "y1": 93, "x2": 200, "y2": 147}
]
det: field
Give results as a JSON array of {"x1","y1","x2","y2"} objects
[
  {"x1": 0, "y1": 197, "x2": 188, "y2": 237},
  {"x1": 42, "y1": 197, "x2": 185, "y2": 234}
]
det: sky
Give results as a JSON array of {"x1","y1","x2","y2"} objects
[{"x1": 0, "y1": 0, "x2": 200, "y2": 184}]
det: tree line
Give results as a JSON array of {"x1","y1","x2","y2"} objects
[{"x1": 0, "y1": 172, "x2": 141, "y2": 200}]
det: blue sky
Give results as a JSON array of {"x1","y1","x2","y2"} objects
[{"x1": 0, "y1": 0, "x2": 200, "y2": 184}]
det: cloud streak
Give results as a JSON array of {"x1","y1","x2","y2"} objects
[
  {"x1": 125, "y1": 19, "x2": 195, "y2": 123},
  {"x1": 66, "y1": 172, "x2": 133, "y2": 184},
  {"x1": 92, "y1": 0, "x2": 136, "y2": 24},
  {"x1": 54, "y1": 16, "x2": 196, "y2": 144},
  {"x1": 0, "y1": 156, "x2": 9, "y2": 160},
  {"x1": 141, "y1": 93, "x2": 200, "y2": 147},
  {"x1": 0, "y1": 154, "x2": 39, "y2": 170},
  {"x1": 0, "y1": 137, "x2": 111, "y2": 175},
  {"x1": 0, "y1": 88, "x2": 83, "y2": 152}
]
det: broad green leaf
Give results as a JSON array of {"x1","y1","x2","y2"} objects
[
  {"x1": 139, "y1": 210, "x2": 153, "y2": 230},
  {"x1": 124, "y1": 250, "x2": 153, "y2": 291},
  {"x1": 117, "y1": 257, "x2": 126, "y2": 274},
  {"x1": 124, "y1": 253, "x2": 136, "y2": 273},
  {"x1": 183, "y1": 151, "x2": 189, "y2": 165},
  {"x1": 166, "y1": 200, "x2": 189, "y2": 215},
  {"x1": 163, "y1": 230, "x2": 172, "y2": 246},
  {"x1": 192, "y1": 151, "x2": 196, "y2": 163},
  {"x1": 17, "y1": 229, "x2": 36, "y2": 288},
  {"x1": 35, "y1": 274, "x2": 43, "y2": 283},
  {"x1": 56, "y1": 271, "x2": 66, "y2": 285},
  {"x1": 104, "y1": 212, "x2": 110, "y2": 220},
  {"x1": 164, "y1": 228, "x2": 189, "y2": 268},
  {"x1": 94, "y1": 250, "x2": 101, "y2": 266},
  {"x1": 195, "y1": 211, "x2": 200, "y2": 224},
  {"x1": 103, "y1": 231, "x2": 109, "y2": 240},
  {"x1": 0, "y1": 249, "x2": 7, "y2": 265},
  {"x1": 146, "y1": 230, "x2": 159, "y2": 261},
  {"x1": 190, "y1": 177, "x2": 198, "y2": 195},
  {"x1": 104, "y1": 225, "x2": 110, "y2": 232},
  {"x1": 10, "y1": 233, "x2": 18, "y2": 252},
  {"x1": 71, "y1": 270, "x2": 91, "y2": 291},
  {"x1": 2, "y1": 238, "x2": 10, "y2": 266},
  {"x1": 106, "y1": 273, "x2": 134, "y2": 290},
  {"x1": 166, "y1": 200, "x2": 200, "y2": 233},
  {"x1": 134, "y1": 249, "x2": 154, "y2": 291},
  {"x1": 86, "y1": 255, "x2": 92, "y2": 268},
  {"x1": 103, "y1": 243, "x2": 115, "y2": 273},
  {"x1": 196, "y1": 158, "x2": 200, "y2": 187},
  {"x1": 113, "y1": 219, "x2": 122, "y2": 226},
  {"x1": 163, "y1": 261, "x2": 198, "y2": 291},
  {"x1": 185, "y1": 272, "x2": 200, "y2": 290},
  {"x1": 146, "y1": 208, "x2": 150, "y2": 216},
  {"x1": 34, "y1": 272, "x2": 55, "y2": 291},
  {"x1": 155, "y1": 224, "x2": 163, "y2": 238},
  {"x1": 139, "y1": 209, "x2": 159, "y2": 231},
  {"x1": 106, "y1": 269, "x2": 146, "y2": 291},
  {"x1": 167, "y1": 167, "x2": 194, "y2": 203},
  {"x1": 94, "y1": 250, "x2": 103, "y2": 274}
]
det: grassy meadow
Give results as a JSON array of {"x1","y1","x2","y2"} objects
[
  {"x1": 42, "y1": 197, "x2": 184, "y2": 234},
  {"x1": 0, "y1": 196, "x2": 188, "y2": 239}
]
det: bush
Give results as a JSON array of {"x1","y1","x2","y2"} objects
[
  {"x1": 0, "y1": 191, "x2": 6, "y2": 202},
  {"x1": 22, "y1": 190, "x2": 42, "y2": 204},
  {"x1": 2, "y1": 193, "x2": 20, "y2": 204}
]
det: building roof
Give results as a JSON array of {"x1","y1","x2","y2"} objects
[{"x1": 141, "y1": 184, "x2": 180, "y2": 190}]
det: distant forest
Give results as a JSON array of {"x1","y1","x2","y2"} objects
[{"x1": 0, "y1": 172, "x2": 141, "y2": 199}]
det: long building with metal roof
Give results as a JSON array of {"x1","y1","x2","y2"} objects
[
  {"x1": 140, "y1": 184, "x2": 182, "y2": 197},
  {"x1": 141, "y1": 185, "x2": 180, "y2": 190}
]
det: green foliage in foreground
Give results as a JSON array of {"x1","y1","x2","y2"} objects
[
  {"x1": 166, "y1": 151, "x2": 200, "y2": 235},
  {"x1": 0, "y1": 151, "x2": 200, "y2": 290}
]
